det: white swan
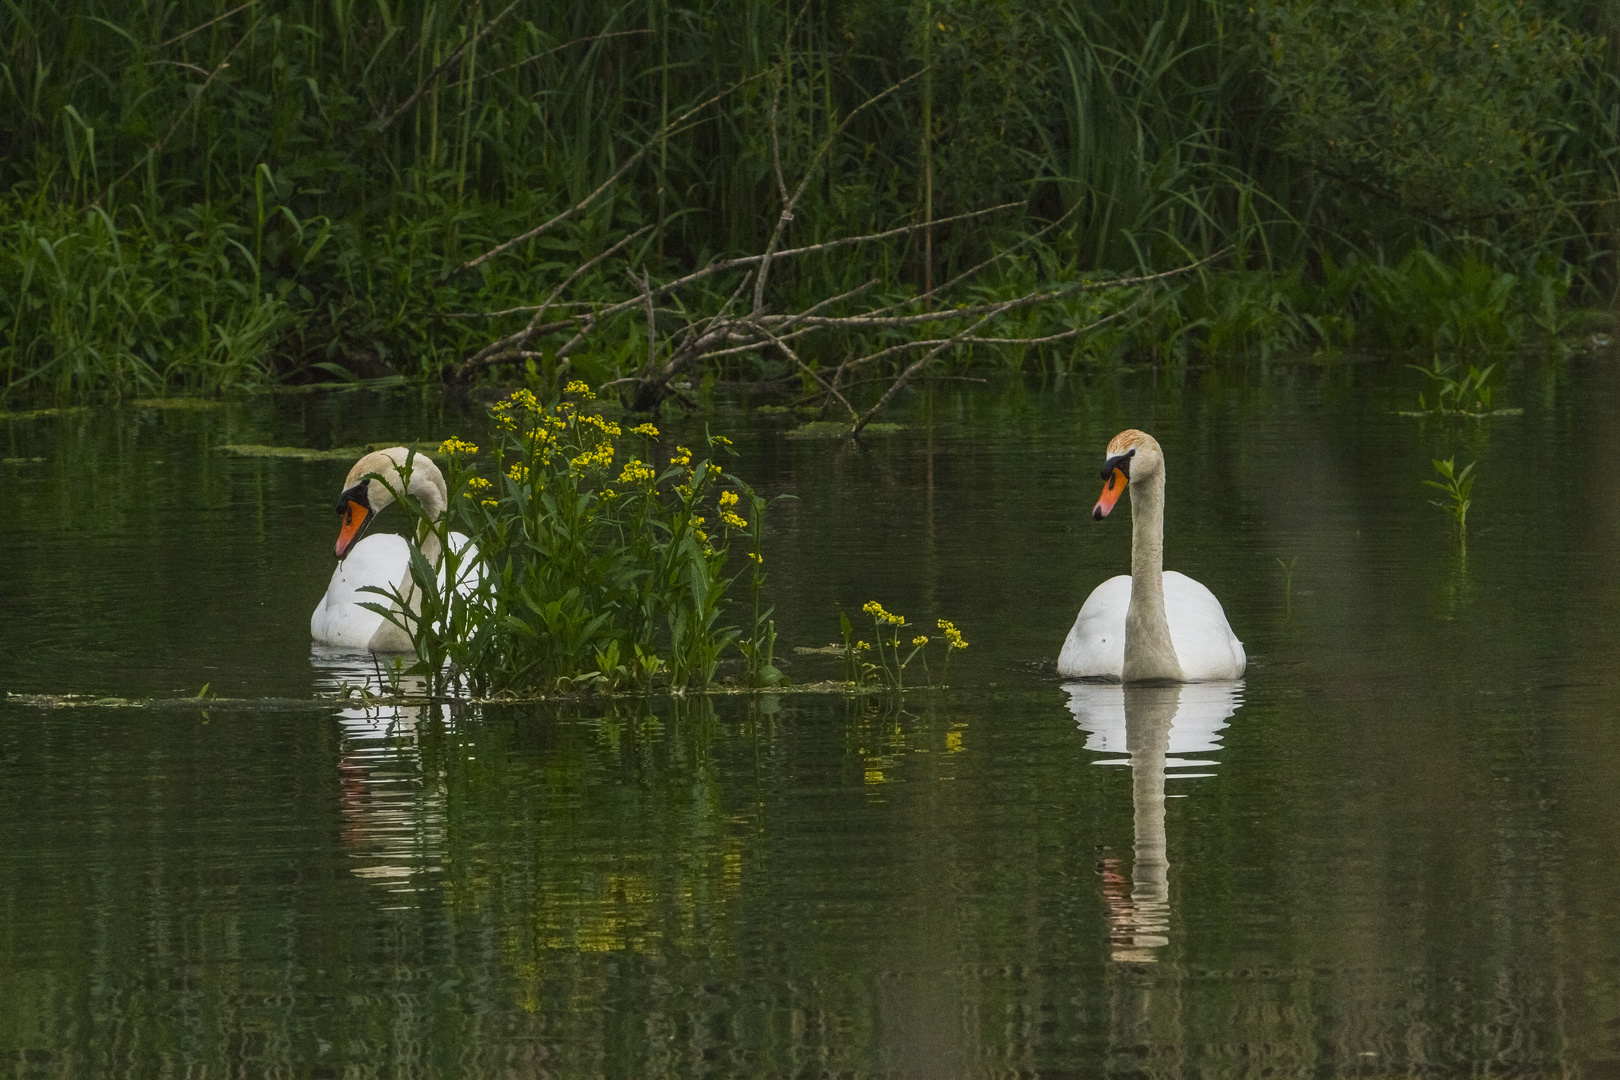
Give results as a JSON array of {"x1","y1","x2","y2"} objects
[
  {"x1": 310, "y1": 447, "x2": 480, "y2": 652},
  {"x1": 1058, "y1": 429, "x2": 1245, "y2": 682}
]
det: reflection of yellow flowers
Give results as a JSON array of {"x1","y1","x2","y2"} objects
[
  {"x1": 563, "y1": 380, "x2": 595, "y2": 400},
  {"x1": 439, "y1": 437, "x2": 479, "y2": 456},
  {"x1": 937, "y1": 619, "x2": 969, "y2": 649},
  {"x1": 630, "y1": 423, "x2": 659, "y2": 437},
  {"x1": 912, "y1": 635, "x2": 929, "y2": 646}
]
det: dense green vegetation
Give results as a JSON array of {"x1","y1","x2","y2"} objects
[{"x1": 2, "y1": 0, "x2": 1615, "y2": 403}]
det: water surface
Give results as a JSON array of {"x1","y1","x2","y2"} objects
[{"x1": 3, "y1": 357, "x2": 1619, "y2": 1077}]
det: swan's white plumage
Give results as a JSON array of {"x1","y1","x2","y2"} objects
[
  {"x1": 310, "y1": 531, "x2": 481, "y2": 651},
  {"x1": 1058, "y1": 571, "x2": 1245, "y2": 682}
]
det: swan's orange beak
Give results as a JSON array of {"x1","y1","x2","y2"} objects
[
  {"x1": 335, "y1": 499, "x2": 374, "y2": 559},
  {"x1": 1093, "y1": 468, "x2": 1128, "y2": 520}
]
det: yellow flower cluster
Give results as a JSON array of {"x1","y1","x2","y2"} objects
[
  {"x1": 630, "y1": 423, "x2": 659, "y2": 438},
  {"x1": 577, "y1": 412, "x2": 621, "y2": 438},
  {"x1": 563, "y1": 380, "x2": 596, "y2": 400},
  {"x1": 705, "y1": 463, "x2": 722, "y2": 480},
  {"x1": 439, "y1": 437, "x2": 479, "y2": 456},
  {"x1": 671, "y1": 446, "x2": 693, "y2": 467},
  {"x1": 912, "y1": 635, "x2": 929, "y2": 647},
  {"x1": 748, "y1": 552, "x2": 763, "y2": 564},
  {"x1": 863, "y1": 601, "x2": 906, "y2": 625},
  {"x1": 855, "y1": 640, "x2": 872, "y2": 652},
  {"x1": 937, "y1": 620, "x2": 969, "y2": 649},
  {"x1": 508, "y1": 462, "x2": 529, "y2": 483},
  {"x1": 717, "y1": 490, "x2": 747, "y2": 527},
  {"x1": 571, "y1": 445, "x2": 615, "y2": 471},
  {"x1": 710, "y1": 434, "x2": 732, "y2": 447},
  {"x1": 463, "y1": 476, "x2": 496, "y2": 506},
  {"x1": 617, "y1": 459, "x2": 656, "y2": 485}
]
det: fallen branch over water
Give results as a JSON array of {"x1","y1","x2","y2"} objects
[{"x1": 450, "y1": 67, "x2": 1226, "y2": 432}]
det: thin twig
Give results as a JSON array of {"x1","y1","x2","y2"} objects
[
  {"x1": 456, "y1": 225, "x2": 653, "y2": 374},
  {"x1": 157, "y1": 0, "x2": 257, "y2": 49},
  {"x1": 372, "y1": 0, "x2": 523, "y2": 133},
  {"x1": 754, "y1": 67, "x2": 929, "y2": 314},
  {"x1": 95, "y1": 16, "x2": 264, "y2": 206},
  {"x1": 454, "y1": 74, "x2": 763, "y2": 277}
]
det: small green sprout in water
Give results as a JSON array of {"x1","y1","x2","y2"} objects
[
  {"x1": 1425, "y1": 457, "x2": 1476, "y2": 550},
  {"x1": 1276, "y1": 556, "x2": 1298, "y2": 615}
]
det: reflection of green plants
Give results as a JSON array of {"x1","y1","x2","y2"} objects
[
  {"x1": 372, "y1": 382, "x2": 764, "y2": 696},
  {"x1": 839, "y1": 602, "x2": 968, "y2": 690},
  {"x1": 1425, "y1": 457, "x2": 1475, "y2": 551}
]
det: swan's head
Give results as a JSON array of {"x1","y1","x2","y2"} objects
[
  {"x1": 1093, "y1": 429, "x2": 1163, "y2": 520},
  {"x1": 332, "y1": 447, "x2": 447, "y2": 559}
]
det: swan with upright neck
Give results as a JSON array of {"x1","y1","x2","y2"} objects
[
  {"x1": 1058, "y1": 429, "x2": 1244, "y2": 682},
  {"x1": 310, "y1": 447, "x2": 479, "y2": 652}
]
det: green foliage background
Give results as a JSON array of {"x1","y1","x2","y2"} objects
[{"x1": 1, "y1": 0, "x2": 1615, "y2": 401}]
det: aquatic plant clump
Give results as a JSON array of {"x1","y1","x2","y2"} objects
[
  {"x1": 840, "y1": 603, "x2": 969, "y2": 690},
  {"x1": 381, "y1": 383, "x2": 769, "y2": 695}
]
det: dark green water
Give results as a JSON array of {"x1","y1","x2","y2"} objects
[{"x1": 4, "y1": 357, "x2": 1619, "y2": 1078}]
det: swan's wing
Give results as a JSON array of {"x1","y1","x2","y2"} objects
[
  {"x1": 1163, "y1": 571, "x2": 1246, "y2": 681},
  {"x1": 311, "y1": 533, "x2": 412, "y2": 649},
  {"x1": 1058, "y1": 575, "x2": 1131, "y2": 679}
]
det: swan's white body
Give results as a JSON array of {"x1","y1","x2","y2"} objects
[
  {"x1": 1058, "y1": 430, "x2": 1245, "y2": 683},
  {"x1": 310, "y1": 447, "x2": 483, "y2": 653},
  {"x1": 311, "y1": 530, "x2": 481, "y2": 652},
  {"x1": 1060, "y1": 572, "x2": 1244, "y2": 681}
]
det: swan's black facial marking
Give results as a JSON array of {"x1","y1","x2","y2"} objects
[
  {"x1": 333, "y1": 483, "x2": 377, "y2": 559},
  {"x1": 334, "y1": 482, "x2": 371, "y2": 516},
  {"x1": 1099, "y1": 449, "x2": 1135, "y2": 482}
]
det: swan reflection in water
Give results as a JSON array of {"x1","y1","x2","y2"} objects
[
  {"x1": 311, "y1": 647, "x2": 447, "y2": 898},
  {"x1": 1066, "y1": 681, "x2": 1243, "y2": 962}
]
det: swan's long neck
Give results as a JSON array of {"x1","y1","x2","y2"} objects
[{"x1": 1124, "y1": 470, "x2": 1184, "y2": 682}]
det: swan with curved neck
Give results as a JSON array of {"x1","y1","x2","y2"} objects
[
  {"x1": 311, "y1": 447, "x2": 478, "y2": 652},
  {"x1": 1058, "y1": 429, "x2": 1244, "y2": 682}
]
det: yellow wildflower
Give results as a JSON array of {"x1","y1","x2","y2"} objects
[
  {"x1": 439, "y1": 437, "x2": 479, "y2": 456},
  {"x1": 563, "y1": 380, "x2": 596, "y2": 400},
  {"x1": 912, "y1": 635, "x2": 929, "y2": 647},
  {"x1": 720, "y1": 510, "x2": 748, "y2": 529},
  {"x1": 855, "y1": 641, "x2": 871, "y2": 652},
  {"x1": 630, "y1": 423, "x2": 659, "y2": 438},
  {"x1": 718, "y1": 490, "x2": 740, "y2": 508},
  {"x1": 937, "y1": 619, "x2": 969, "y2": 649},
  {"x1": 710, "y1": 434, "x2": 733, "y2": 446},
  {"x1": 508, "y1": 462, "x2": 529, "y2": 483},
  {"x1": 617, "y1": 459, "x2": 656, "y2": 485},
  {"x1": 748, "y1": 552, "x2": 763, "y2": 564}
]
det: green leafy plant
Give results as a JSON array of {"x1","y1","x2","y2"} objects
[
  {"x1": 1424, "y1": 457, "x2": 1476, "y2": 550},
  {"x1": 371, "y1": 382, "x2": 765, "y2": 696}
]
